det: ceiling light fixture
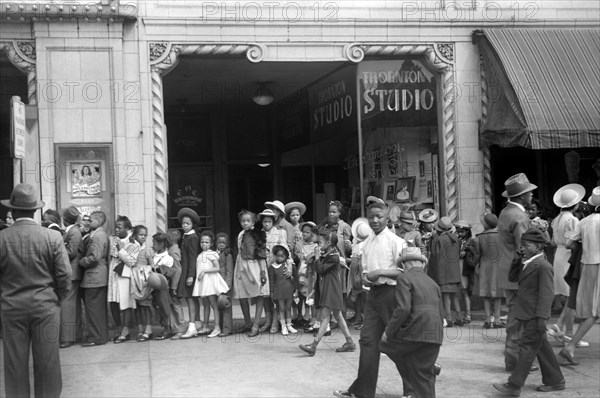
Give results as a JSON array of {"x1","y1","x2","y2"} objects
[
  {"x1": 257, "y1": 163, "x2": 271, "y2": 168},
  {"x1": 252, "y1": 83, "x2": 274, "y2": 106}
]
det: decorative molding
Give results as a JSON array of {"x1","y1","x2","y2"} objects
[
  {"x1": 344, "y1": 43, "x2": 365, "y2": 63},
  {"x1": 0, "y1": 40, "x2": 37, "y2": 104},
  {"x1": 0, "y1": 3, "x2": 137, "y2": 23},
  {"x1": 479, "y1": 54, "x2": 493, "y2": 213}
]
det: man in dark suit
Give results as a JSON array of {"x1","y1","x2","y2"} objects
[
  {"x1": 79, "y1": 210, "x2": 110, "y2": 346},
  {"x1": 0, "y1": 183, "x2": 71, "y2": 398},
  {"x1": 380, "y1": 247, "x2": 444, "y2": 398},
  {"x1": 497, "y1": 173, "x2": 536, "y2": 371},
  {"x1": 59, "y1": 206, "x2": 84, "y2": 348},
  {"x1": 493, "y1": 228, "x2": 565, "y2": 396}
]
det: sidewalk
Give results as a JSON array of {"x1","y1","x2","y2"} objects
[{"x1": 1, "y1": 315, "x2": 599, "y2": 397}]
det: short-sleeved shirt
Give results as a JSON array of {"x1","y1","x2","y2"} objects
[
  {"x1": 573, "y1": 213, "x2": 600, "y2": 264},
  {"x1": 361, "y1": 227, "x2": 406, "y2": 286}
]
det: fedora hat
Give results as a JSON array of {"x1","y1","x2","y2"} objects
[
  {"x1": 177, "y1": 207, "x2": 200, "y2": 226},
  {"x1": 399, "y1": 211, "x2": 417, "y2": 224},
  {"x1": 264, "y1": 200, "x2": 285, "y2": 214},
  {"x1": 147, "y1": 272, "x2": 168, "y2": 291},
  {"x1": 217, "y1": 293, "x2": 231, "y2": 310},
  {"x1": 435, "y1": 216, "x2": 453, "y2": 232},
  {"x1": 351, "y1": 217, "x2": 372, "y2": 241},
  {"x1": 521, "y1": 228, "x2": 548, "y2": 244},
  {"x1": 284, "y1": 201, "x2": 306, "y2": 216},
  {"x1": 272, "y1": 244, "x2": 289, "y2": 259},
  {"x1": 502, "y1": 173, "x2": 537, "y2": 198},
  {"x1": 418, "y1": 208, "x2": 438, "y2": 223},
  {"x1": 62, "y1": 206, "x2": 80, "y2": 225},
  {"x1": 480, "y1": 213, "x2": 498, "y2": 229},
  {"x1": 258, "y1": 208, "x2": 277, "y2": 221},
  {"x1": 553, "y1": 183, "x2": 585, "y2": 209},
  {"x1": 399, "y1": 247, "x2": 428, "y2": 264},
  {"x1": 588, "y1": 186, "x2": 600, "y2": 207},
  {"x1": 453, "y1": 219, "x2": 471, "y2": 230},
  {"x1": 1, "y1": 183, "x2": 45, "y2": 210}
]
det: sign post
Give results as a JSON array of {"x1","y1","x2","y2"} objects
[{"x1": 10, "y1": 96, "x2": 26, "y2": 185}]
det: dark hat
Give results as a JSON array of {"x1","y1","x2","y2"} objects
[
  {"x1": 1, "y1": 183, "x2": 45, "y2": 210},
  {"x1": 480, "y1": 213, "x2": 498, "y2": 229},
  {"x1": 272, "y1": 244, "x2": 290, "y2": 258},
  {"x1": 502, "y1": 173, "x2": 537, "y2": 198},
  {"x1": 177, "y1": 207, "x2": 200, "y2": 226},
  {"x1": 435, "y1": 216, "x2": 453, "y2": 232},
  {"x1": 521, "y1": 228, "x2": 548, "y2": 244},
  {"x1": 217, "y1": 293, "x2": 231, "y2": 310},
  {"x1": 147, "y1": 272, "x2": 168, "y2": 291},
  {"x1": 62, "y1": 206, "x2": 80, "y2": 225}
]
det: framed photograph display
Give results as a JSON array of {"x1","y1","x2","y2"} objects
[
  {"x1": 395, "y1": 177, "x2": 416, "y2": 203},
  {"x1": 383, "y1": 181, "x2": 396, "y2": 202}
]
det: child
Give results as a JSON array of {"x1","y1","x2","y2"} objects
[
  {"x1": 259, "y1": 208, "x2": 291, "y2": 334},
  {"x1": 427, "y1": 217, "x2": 463, "y2": 327},
  {"x1": 151, "y1": 232, "x2": 177, "y2": 340},
  {"x1": 455, "y1": 220, "x2": 475, "y2": 325},
  {"x1": 347, "y1": 217, "x2": 372, "y2": 330},
  {"x1": 299, "y1": 229, "x2": 356, "y2": 356},
  {"x1": 269, "y1": 245, "x2": 297, "y2": 335},
  {"x1": 395, "y1": 211, "x2": 424, "y2": 251},
  {"x1": 418, "y1": 208, "x2": 439, "y2": 260},
  {"x1": 177, "y1": 208, "x2": 202, "y2": 339},
  {"x1": 294, "y1": 221, "x2": 319, "y2": 327},
  {"x1": 231, "y1": 210, "x2": 268, "y2": 337},
  {"x1": 166, "y1": 229, "x2": 187, "y2": 339},
  {"x1": 193, "y1": 231, "x2": 229, "y2": 338},
  {"x1": 216, "y1": 232, "x2": 234, "y2": 337},
  {"x1": 130, "y1": 225, "x2": 153, "y2": 342}
]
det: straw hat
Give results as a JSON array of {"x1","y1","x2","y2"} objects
[
  {"x1": 147, "y1": 272, "x2": 168, "y2": 291},
  {"x1": 1, "y1": 183, "x2": 45, "y2": 210},
  {"x1": 480, "y1": 213, "x2": 498, "y2": 229},
  {"x1": 553, "y1": 183, "x2": 585, "y2": 209},
  {"x1": 258, "y1": 208, "x2": 278, "y2": 221},
  {"x1": 351, "y1": 217, "x2": 372, "y2": 241},
  {"x1": 588, "y1": 186, "x2": 600, "y2": 207},
  {"x1": 217, "y1": 294, "x2": 231, "y2": 310},
  {"x1": 418, "y1": 208, "x2": 439, "y2": 223},
  {"x1": 284, "y1": 201, "x2": 306, "y2": 216},
  {"x1": 177, "y1": 207, "x2": 200, "y2": 225},
  {"x1": 399, "y1": 211, "x2": 417, "y2": 224},
  {"x1": 501, "y1": 173, "x2": 537, "y2": 198},
  {"x1": 264, "y1": 200, "x2": 285, "y2": 214},
  {"x1": 399, "y1": 247, "x2": 428, "y2": 264}
]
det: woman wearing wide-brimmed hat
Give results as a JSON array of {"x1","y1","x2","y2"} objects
[{"x1": 418, "y1": 208, "x2": 438, "y2": 259}]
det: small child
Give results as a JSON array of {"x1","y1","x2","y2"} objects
[
  {"x1": 131, "y1": 225, "x2": 153, "y2": 342},
  {"x1": 347, "y1": 218, "x2": 372, "y2": 330},
  {"x1": 455, "y1": 220, "x2": 475, "y2": 325},
  {"x1": 269, "y1": 245, "x2": 298, "y2": 335},
  {"x1": 294, "y1": 221, "x2": 319, "y2": 327},
  {"x1": 152, "y1": 232, "x2": 176, "y2": 340},
  {"x1": 299, "y1": 229, "x2": 356, "y2": 356},
  {"x1": 193, "y1": 231, "x2": 229, "y2": 338},
  {"x1": 216, "y1": 232, "x2": 234, "y2": 337},
  {"x1": 166, "y1": 229, "x2": 187, "y2": 339}
]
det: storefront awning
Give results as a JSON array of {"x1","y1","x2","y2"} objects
[{"x1": 476, "y1": 29, "x2": 600, "y2": 149}]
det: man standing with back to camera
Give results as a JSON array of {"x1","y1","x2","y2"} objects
[{"x1": 0, "y1": 183, "x2": 71, "y2": 398}]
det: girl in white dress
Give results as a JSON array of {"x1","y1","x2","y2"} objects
[{"x1": 194, "y1": 231, "x2": 229, "y2": 338}]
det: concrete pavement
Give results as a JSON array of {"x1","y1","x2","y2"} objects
[{"x1": 1, "y1": 313, "x2": 599, "y2": 397}]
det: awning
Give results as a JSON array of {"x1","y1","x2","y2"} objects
[{"x1": 475, "y1": 29, "x2": 600, "y2": 149}]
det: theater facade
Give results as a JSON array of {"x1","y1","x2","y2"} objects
[{"x1": 1, "y1": 1, "x2": 598, "y2": 235}]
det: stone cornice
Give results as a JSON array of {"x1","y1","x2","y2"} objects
[{"x1": 0, "y1": 2, "x2": 137, "y2": 23}]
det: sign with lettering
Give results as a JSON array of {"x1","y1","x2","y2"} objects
[
  {"x1": 358, "y1": 60, "x2": 437, "y2": 130},
  {"x1": 308, "y1": 65, "x2": 357, "y2": 141},
  {"x1": 10, "y1": 96, "x2": 26, "y2": 159}
]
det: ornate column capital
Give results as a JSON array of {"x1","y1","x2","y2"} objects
[{"x1": 1, "y1": 40, "x2": 36, "y2": 73}]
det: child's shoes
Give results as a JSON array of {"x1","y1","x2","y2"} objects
[
  {"x1": 286, "y1": 323, "x2": 298, "y2": 334},
  {"x1": 207, "y1": 328, "x2": 220, "y2": 338},
  {"x1": 181, "y1": 324, "x2": 198, "y2": 339},
  {"x1": 270, "y1": 320, "x2": 279, "y2": 334},
  {"x1": 299, "y1": 342, "x2": 317, "y2": 356},
  {"x1": 281, "y1": 323, "x2": 289, "y2": 336}
]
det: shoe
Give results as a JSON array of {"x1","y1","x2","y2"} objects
[
  {"x1": 287, "y1": 323, "x2": 298, "y2": 334},
  {"x1": 433, "y1": 363, "x2": 441, "y2": 376},
  {"x1": 281, "y1": 324, "x2": 289, "y2": 336},
  {"x1": 137, "y1": 333, "x2": 153, "y2": 342},
  {"x1": 536, "y1": 380, "x2": 565, "y2": 392},
  {"x1": 180, "y1": 327, "x2": 198, "y2": 339},
  {"x1": 493, "y1": 322, "x2": 505, "y2": 329},
  {"x1": 59, "y1": 342, "x2": 72, "y2": 349},
  {"x1": 547, "y1": 324, "x2": 566, "y2": 343},
  {"x1": 207, "y1": 329, "x2": 220, "y2": 338},
  {"x1": 197, "y1": 327, "x2": 210, "y2": 336},
  {"x1": 333, "y1": 390, "x2": 357, "y2": 398},
  {"x1": 483, "y1": 322, "x2": 492, "y2": 329},
  {"x1": 247, "y1": 325, "x2": 259, "y2": 337},
  {"x1": 335, "y1": 342, "x2": 356, "y2": 352},
  {"x1": 114, "y1": 334, "x2": 130, "y2": 344},
  {"x1": 576, "y1": 340, "x2": 590, "y2": 348},
  {"x1": 170, "y1": 332, "x2": 183, "y2": 340},
  {"x1": 82, "y1": 341, "x2": 105, "y2": 347},
  {"x1": 463, "y1": 315, "x2": 471, "y2": 325},
  {"x1": 324, "y1": 327, "x2": 332, "y2": 337},
  {"x1": 454, "y1": 319, "x2": 464, "y2": 327},
  {"x1": 299, "y1": 343, "x2": 316, "y2": 356},
  {"x1": 154, "y1": 332, "x2": 171, "y2": 341},
  {"x1": 558, "y1": 348, "x2": 579, "y2": 365},
  {"x1": 270, "y1": 321, "x2": 279, "y2": 334},
  {"x1": 493, "y1": 382, "x2": 521, "y2": 397},
  {"x1": 218, "y1": 331, "x2": 232, "y2": 337}
]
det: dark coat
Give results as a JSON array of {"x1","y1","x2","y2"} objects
[
  {"x1": 509, "y1": 255, "x2": 554, "y2": 321},
  {"x1": 0, "y1": 219, "x2": 71, "y2": 313},
  {"x1": 177, "y1": 232, "x2": 200, "y2": 297},
  {"x1": 313, "y1": 248, "x2": 343, "y2": 310},
  {"x1": 427, "y1": 231, "x2": 461, "y2": 286},
  {"x1": 64, "y1": 224, "x2": 83, "y2": 281},
  {"x1": 79, "y1": 227, "x2": 109, "y2": 288},
  {"x1": 497, "y1": 203, "x2": 530, "y2": 290},
  {"x1": 386, "y1": 267, "x2": 444, "y2": 344},
  {"x1": 168, "y1": 244, "x2": 182, "y2": 291}
]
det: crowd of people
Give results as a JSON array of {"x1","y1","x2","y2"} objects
[{"x1": 1, "y1": 174, "x2": 599, "y2": 398}]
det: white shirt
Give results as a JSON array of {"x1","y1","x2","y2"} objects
[
  {"x1": 573, "y1": 213, "x2": 600, "y2": 264},
  {"x1": 153, "y1": 250, "x2": 174, "y2": 268},
  {"x1": 522, "y1": 253, "x2": 543, "y2": 270},
  {"x1": 65, "y1": 224, "x2": 75, "y2": 234},
  {"x1": 361, "y1": 227, "x2": 406, "y2": 285}
]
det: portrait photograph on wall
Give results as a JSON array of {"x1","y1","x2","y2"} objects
[{"x1": 395, "y1": 177, "x2": 416, "y2": 203}]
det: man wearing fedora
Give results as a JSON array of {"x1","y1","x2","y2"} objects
[
  {"x1": 493, "y1": 228, "x2": 565, "y2": 396},
  {"x1": 59, "y1": 206, "x2": 84, "y2": 348},
  {"x1": 0, "y1": 183, "x2": 72, "y2": 398},
  {"x1": 497, "y1": 173, "x2": 536, "y2": 371},
  {"x1": 380, "y1": 247, "x2": 444, "y2": 398}
]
